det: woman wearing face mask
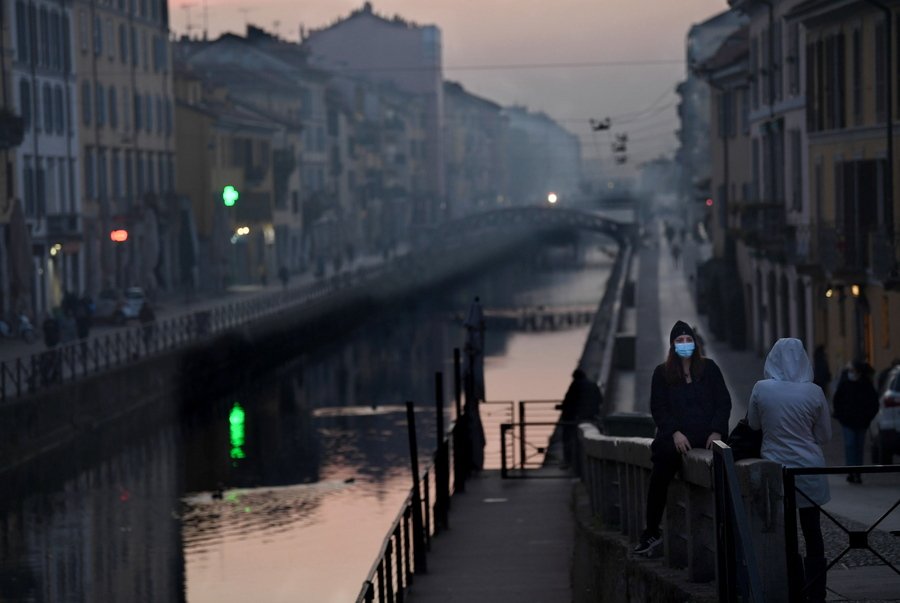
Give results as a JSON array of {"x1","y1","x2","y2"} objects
[
  {"x1": 832, "y1": 359, "x2": 879, "y2": 483},
  {"x1": 633, "y1": 320, "x2": 732, "y2": 557}
]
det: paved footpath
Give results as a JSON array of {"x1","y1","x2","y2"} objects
[{"x1": 406, "y1": 470, "x2": 573, "y2": 603}]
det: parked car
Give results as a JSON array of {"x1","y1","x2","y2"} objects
[
  {"x1": 870, "y1": 365, "x2": 900, "y2": 464},
  {"x1": 93, "y1": 287, "x2": 146, "y2": 325}
]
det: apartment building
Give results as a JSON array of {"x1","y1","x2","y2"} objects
[
  {"x1": 303, "y1": 2, "x2": 445, "y2": 226},
  {"x1": 71, "y1": 0, "x2": 175, "y2": 296},
  {"x1": 7, "y1": 0, "x2": 79, "y2": 317},
  {"x1": 788, "y1": 1, "x2": 900, "y2": 372}
]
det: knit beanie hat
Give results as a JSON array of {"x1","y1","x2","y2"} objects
[{"x1": 669, "y1": 320, "x2": 695, "y2": 345}]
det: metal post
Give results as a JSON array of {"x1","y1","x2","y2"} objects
[
  {"x1": 783, "y1": 469, "x2": 802, "y2": 602},
  {"x1": 434, "y1": 371, "x2": 449, "y2": 529},
  {"x1": 518, "y1": 400, "x2": 526, "y2": 470},
  {"x1": 453, "y1": 348, "x2": 462, "y2": 418},
  {"x1": 501, "y1": 424, "x2": 509, "y2": 478},
  {"x1": 405, "y1": 401, "x2": 427, "y2": 574},
  {"x1": 394, "y1": 527, "x2": 405, "y2": 603},
  {"x1": 384, "y1": 539, "x2": 394, "y2": 603}
]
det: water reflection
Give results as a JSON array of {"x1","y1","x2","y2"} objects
[{"x1": 0, "y1": 239, "x2": 614, "y2": 603}]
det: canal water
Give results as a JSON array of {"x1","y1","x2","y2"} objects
[{"x1": 0, "y1": 237, "x2": 614, "y2": 603}]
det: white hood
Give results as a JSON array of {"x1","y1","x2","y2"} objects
[{"x1": 763, "y1": 338, "x2": 814, "y2": 383}]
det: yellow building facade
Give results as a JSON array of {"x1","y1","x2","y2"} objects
[{"x1": 791, "y1": 2, "x2": 900, "y2": 374}]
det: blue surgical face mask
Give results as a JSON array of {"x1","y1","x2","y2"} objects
[{"x1": 674, "y1": 342, "x2": 695, "y2": 358}]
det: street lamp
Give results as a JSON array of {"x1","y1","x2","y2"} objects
[{"x1": 547, "y1": 192, "x2": 559, "y2": 205}]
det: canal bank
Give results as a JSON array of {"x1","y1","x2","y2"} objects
[{"x1": 0, "y1": 227, "x2": 564, "y2": 477}]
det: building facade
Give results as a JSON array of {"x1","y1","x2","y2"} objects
[
  {"x1": 303, "y1": 2, "x2": 445, "y2": 225},
  {"x1": 8, "y1": 0, "x2": 79, "y2": 317}
]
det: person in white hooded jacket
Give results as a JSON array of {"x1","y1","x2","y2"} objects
[{"x1": 748, "y1": 338, "x2": 831, "y2": 603}]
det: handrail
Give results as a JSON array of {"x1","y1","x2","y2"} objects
[
  {"x1": 710, "y1": 440, "x2": 765, "y2": 603},
  {"x1": 355, "y1": 419, "x2": 459, "y2": 603}
]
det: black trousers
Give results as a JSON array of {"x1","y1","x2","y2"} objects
[
  {"x1": 799, "y1": 506, "x2": 824, "y2": 558},
  {"x1": 645, "y1": 446, "x2": 682, "y2": 535}
]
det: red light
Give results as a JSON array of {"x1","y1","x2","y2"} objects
[
  {"x1": 110, "y1": 229, "x2": 128, "y2": 242},
  {"x1": 705, "y1": 198, "x2": 714, "y2": 207}
]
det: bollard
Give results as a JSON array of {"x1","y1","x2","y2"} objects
[
  {"x1": 452, "y1": 349, "x2": 468, "y2": 493},
  {"x1": 434, "y1": 372, "x2": 449, "y2": 530},
  {"x1": 405, "y1": 401, "x2": 428, "y2": 574}
]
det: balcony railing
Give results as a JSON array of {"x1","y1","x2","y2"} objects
[{"x1": 45, "y1": 214, "x2": 83, "y2": 240}]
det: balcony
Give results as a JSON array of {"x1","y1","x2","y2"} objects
[
  {"x1": 812, "y1": 224, "x2": 895, "y2": 279},
  {"x1": 736, "y1": 202, "x2": 789, "y2": 261},
  {"x1": 45, "y1": 214, "x2": 83, "y2": 240}
]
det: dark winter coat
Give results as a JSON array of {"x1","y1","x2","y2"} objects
[
  {"x1": 561, "y1": 376, "x2": 604, "y2": 422},
  {"x1": 832, "y1": 376, "x2": 879, "y2": 430},
  {"x1": 650, "y1": 358, "x2": 731, "y2": 458}
]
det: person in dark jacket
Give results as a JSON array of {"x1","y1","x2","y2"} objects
[
  {"x1": 560, "y1": 368, "x2": 604, "y2": 467},
  {"x1": 633, "y1": 320, "x2": 732, "y2": 557},
  {"x1": 832, "y1": 360, "x2": 879, "y2": 483}
]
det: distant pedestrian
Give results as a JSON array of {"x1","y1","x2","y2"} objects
[
  {"x1": 633, "y1": 321, "x2": 731, "y2": 558},
  {"x1": 258, "y1": 264, "x2": 268, "y2": 287},
  {"x1": 559, "y1": 368, "x2": 604, "y2": 469},
  {"x1": 748, "y1": 338, "x2": 831, "y2": 603},
  {"x1": 671, "y1": 243, "x2": 681, "y2": 267},
  {"x1": 139, "y1": 302, "x2": 156, "y2": 351},
  {"x1": 278, "y1": 265, "x2": 289, "y2": 289},
  {"x1": 812, "y1": 344, "x2": 832, "y2": 397},
  {"x1": 832, "y1": 360, "x2": 879, "y2": 483}
]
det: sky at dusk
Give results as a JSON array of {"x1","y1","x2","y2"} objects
[{"x1": 170, "y1": 0, "x2": 728, "y2": 175}]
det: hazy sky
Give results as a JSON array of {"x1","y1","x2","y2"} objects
[{"x1": 171, "y1": 0, "x2": 728, "y2": 175}]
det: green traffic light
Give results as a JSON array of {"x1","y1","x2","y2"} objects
[
  {"x1": 229, "y1": 402, "x2": 246, "y2": 460},
  {"x1": 222, "y1": 185, "x2": 239, "y2": 207}
]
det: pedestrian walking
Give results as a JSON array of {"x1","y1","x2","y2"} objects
[
  {"x1": 559, "y1": 368, "x2": 604, "y2": 469},
  {"x1": 633, "y1": 320, "x2": 731, "y2": 557},
  {"x1": 671, "y1": 243, "x2": 681, "y2": 268},
  {"x1": 747, "y1": 338, "x2": 831, "y2": 603},
  {"x1": 832, "y1": 359, "x2": 879, "y2": 483},
  {"x1": 812, "y1": 344, "x2": 832, "y2": 397},
  {"x1": 139, "y1": 302, "x2": 156, "y2": 351},
  {"x1": 278, "y1": 265, "x2": 289, "y2": 289}
]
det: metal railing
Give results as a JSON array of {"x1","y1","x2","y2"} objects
[
  {"x1": 711, "y1": 441, "x2": 764, "y2": 602},
  {"x1": 0, "y1": 266, "x2": 385, "y2": 402},
  {"x1": 783, "y1": 465, "x2": 900, "y2": 602}
]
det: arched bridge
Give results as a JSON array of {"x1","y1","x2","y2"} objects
[{"x1": 433, "y1": 206, "x2": 637, "y2": 248}]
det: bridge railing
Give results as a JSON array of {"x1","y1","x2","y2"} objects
[{"x1": 578, "y1": 424, "x2": 789, "y2": 601}]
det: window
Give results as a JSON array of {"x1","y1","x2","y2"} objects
[
  {"x1": 54, "y1": 86, "x2": 64, "y2": 134},
  {"x1": 122, "y1": 86, "x2": 130, "y2": 130},
  {"x1": 50, "y1": 11, "x2": 61, "y2": 70},
  {"x1": 39, "y1": 7, "x2": 49, "y2": 67},
  {"x1": 15, "y1": 1, "x2": 29, "y2": 63},
  {"x1": 876, "y1": 21, "x2": 886, "y2": 122},
  {"x1": 112, "y1": 149, "x2": 122, "y2": 200},
  {"x1": 119, "y1": 23, "x2": 128, "y2": 63},
  {"x1": 749, "y1": 36, "x2": 759, "y2": 110},
  {"x1": 106, "y1": 19, "x2": 114, "y2": 59},
  {"x1": 790, "y1": 129, "x2": 802, "y2": 212},
  {"x1": 787, "y1": 22, "x2": 800, "y2": 96},
  {"x1": 84, "y1": 146, "x2": 95, "y2": 198},
  {"x1": 43, "y1": 83, "x2": 53, "y2": 133},
  {"x1": 62, "y1": 15, "x2": 72, "y2": 71},
  {"x1": 32, "y1": 84, "x2": 40, "y2": 132},
  {"x1": 133, "y1": 91, "x2": 142, "y2": 130},
  {"x1": 97, "y1": 148, "x2": 107, "y2": 200},
  {"x1": 82, "y1": 81, "x2": 92, "y2": 125},
  {"x1": 23, "y1": 158, "x2": 34, "y2": 216},
  {"x1": 108, "y1": 87, "x2": 118, "y2": 127},
  {"x1": 155, "y1": 96, "x2": 162, "y2": 133},
  {"x1": 19, "y1": 79, "x2": 31, "y2": 130},
  {"x1": 130, "y1": 25, "x2": 138, "y2": 67},
  {"x1": 79, "y1": 11, "x2": 87, "y2": 53},
  {"x1": 145, "y1": 94, "x2": 152, "y2": 132},
  {"x1": 95, "y1": 83, "x2": 105, "y2": 127},
  {"x1": 93, "y1": 15, "x2": 102, "y2": 55},
  {"x1": 142, "y1": 31, "x2": 148, "y2": 71},
  {"x1": 852, "y1": 29, "x2": 862, "y2": 125},
  {"x1": 772, "y1": 19, "x2": 783, "y2": 101}
]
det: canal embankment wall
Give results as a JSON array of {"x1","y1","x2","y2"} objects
[{"x1": 0, "y1": 227, "x2": 563, "y2": 477}]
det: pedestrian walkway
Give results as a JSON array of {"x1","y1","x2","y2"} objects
[
  {"x1": 643, "y1": 218, "x2": 900, "y2": 600},
  {"x1": 406, "y1": 469, "x2": 573, "y2": 603}
]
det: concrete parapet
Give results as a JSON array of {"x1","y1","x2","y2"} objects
[{"x1": 577, "y1": 424, "x2": 788, "y2": 602}]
